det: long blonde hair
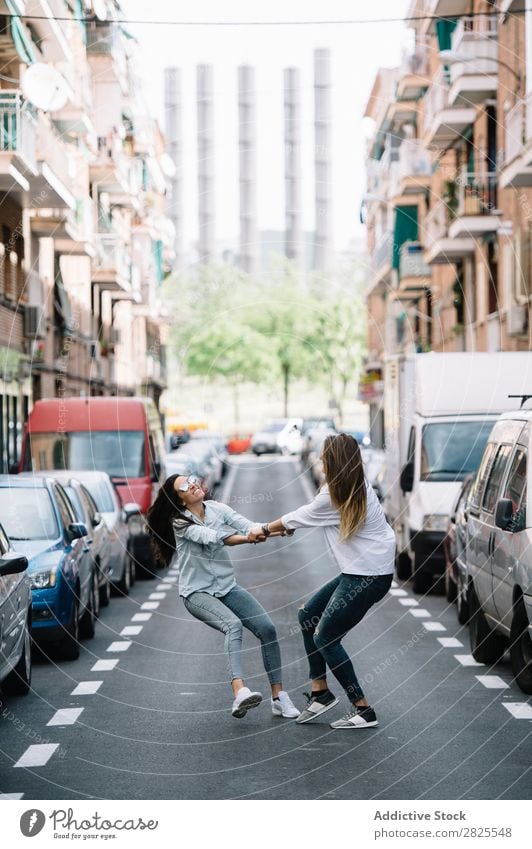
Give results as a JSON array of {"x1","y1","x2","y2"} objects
[{"x1": 322, "y1": 433, "x2": 366, "y2": 541}]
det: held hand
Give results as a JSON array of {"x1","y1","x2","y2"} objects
[{"x1": 247, "y1": 526, "x2": 267, "y2": 544}]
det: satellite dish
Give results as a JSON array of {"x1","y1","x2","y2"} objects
[
  {"x1": 159, "y1": 153, "x2": 176, "y2": 177},
  {"x1": 92, "y1": 0, "x2": 107, "y2": 20},
  {"x1": 21, "y1": 64, "x2": 70, "y2": 112}
]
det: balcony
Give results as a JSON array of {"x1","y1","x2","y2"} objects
[
  {"x1": 447, "y1": 172, "x2": 501, "y2": 238},
  {"x1": 35, "y1": 113, "x2": 77, "y2": 208},
  {"x1": 396, "y1": 38, "x2": 430, "y2": 100},
  {"x1": 92, "y1": 234, "x2": 139, "y2": 300},
  {"x1": 423, "y1": 199, "x2": 475, "y2": 265},
  {"x1": 367, "y1": 230, "x2": 393, "y2": 294},
  {"x1": 447, "y1": 16, "x2": 498, "y2": 105},
  {"x1": 423, "y1": 68, "x2": 476, "y2": 149},
  {"x1": 396, "y1": 138, "x2": 432, "y2": 196},
  {"x1": 500, "y1": 94, "x2": 532, "y2": 188},
  {"x1": 428, "y1": 1, "x2": 469, "y2": 14},
  {"x1": 499, "y1": 1, "x2": 527, "y2": 13},
  {"x1": 0, "y1": 92, "x2": 37, "y2": 191},
  {"x1": 398, "y1": 241, "x2": 431, "y2": 291}
]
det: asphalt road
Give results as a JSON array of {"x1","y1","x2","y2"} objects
[{"x1": 1, "y1": 456, "x2": 530, "y2": 800}]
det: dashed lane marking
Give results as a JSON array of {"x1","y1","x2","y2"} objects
[
  {"x1": 120, "y1": 626, "x2": 143, "y2": 636},
  {"x1": 409, "y1": 609, "x2": 431, "y2": 618},
  {"x1": 141, "y1": 602, "x2": 159, "y2": 610},
  {"x1": 47, "y1": 708, "x2": 84, "y2": 726},
  {"x1": 14, "y1": 744, "x2": 59, "y2": 768},
  {"x1": 476, "y1": 675, "x2": 510, "y2": 689},
  {"x1": 422, "y1": 622, "x2": 446, "y2": 631},
  {"x1": 391, "y1": 581, "x2": 398, "y2": 588},
  {"x1": 91, "y1": 659, "x2": 119, "y2": 671},
  {"x1": 149, "y1": 592, "x2": 167, "y2": 600},
  {"x1": 0, "y1": 793, "x2": 24, "y2": 799},
  {"x1": 71, "y1": 681, "x2": 103, "y2": 696},
  {"x1": 437, "y1": 637, "x2": 463, "y2": 647},
  {"x1": 156, "y1": 584, "x2": 173, "y2": 591},
  {"x1": 389, "y1": 589, "x2": 408, "y2": 597},
  {"x1": 454, "y1": 654, "x2": 485, "y2": 667},
  {"x1": 132, "y1": 613, "x2": 152, "y2": 621},
  {"x1": 502, "y1": 703, "x2": 532, "y2": 719},
  {"x1": 161, "y1": 576, "x2": 177, "y2": 583},
  {"x1": 398, "y1": 598, "x2": 419, "y2": 607},
  {"x1": 106, "y1": 641, "x2": 132, "y2": 652}
]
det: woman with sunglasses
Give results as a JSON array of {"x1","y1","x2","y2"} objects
[{"x1": 147, "y1": 473, "x2": 300, "y2": 720}]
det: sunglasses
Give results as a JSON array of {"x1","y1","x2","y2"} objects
[{"x1": 177, "y1": 475, "x2": 202, "y2": 492}]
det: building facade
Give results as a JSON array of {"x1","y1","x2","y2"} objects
[
  {"x1": 361, "y1": 1, "x2": 532, "y2": 446},
  {"x1": 0, "y1": 0, "x2": 173, "y2": 470}
]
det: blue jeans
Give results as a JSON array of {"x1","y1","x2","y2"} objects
[
  {"x1": 298, "y1": 573, "x2": 393, "y2": 703},
  {"x1": 183, "y1": 584, "x2": 282, "y2": 685}
]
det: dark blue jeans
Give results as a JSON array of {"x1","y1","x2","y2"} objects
[{"x1": 298, "y1": 573, "x2": 393, "y2": 703}]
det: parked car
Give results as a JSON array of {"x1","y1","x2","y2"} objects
[
  {"x1": 0, "y1": 475, "x2": 92, "y2": 660},
  {"x1": 0, "y1": 522, "x2": 31, "y2": 696},
  {"x1": 25, "y1": 471, "x2": 114, "y2": 610},
  {"x1": 301, "y1": 421, "x2": 337, "y2": 467},
  {"x1": 465, "y1": 409, "x2": 532, "y2": 693},
  {"x1": 361, "y1": 447, "x2": 386, "y2": 501},
  {"x1": 226, "y1": 434, "x2": 252, "y2": 455},
  {"x1": 307, "y1": 429, "x2": 337, "y2": 488},
  {"x1": 251, "y1": 419, "x2": 303, "y2": 456},
  {"x1": 20, "y1": 396, "x2": 165, "y2": 578},
  {"x1": 190, "y1": 431, "x2": 229, "y2": 479},
  {"x1": 443, "y1": 474, "x2": 474, "y2": 624},
  {"x1": 164, "y1": 447, "x2": 218, "y2": 495},
  {"x1": 70, "y1": 471, "x2": 141, "y2": 593}
]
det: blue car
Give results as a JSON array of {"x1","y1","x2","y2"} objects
[{"x1": 0, "y1": 476, "x2": 93, "y2": 661}]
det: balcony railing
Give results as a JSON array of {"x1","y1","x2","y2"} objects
[
  {"x1": 36, "y1": 113, "x2": 77, "y2": 199},
  {"x1": 455, "y1": 172, "x2": 497, "y2": 216},
  {"x1": 504, "y1": 94, "x2": 532, "y2": 164},
  {"x1": 0, "y1": 244, "x2": 26, "y2": 303},
  {"x1": 86, "y1": 21, "x2": 118, "y2": 55},
  {"x1": 399, "y1": 37, "x2": 430, "y2": 78},
  {"x1": 0, "y1": 91, "x2": 37, "y2": 171},
  {"x1": 424, "y1": 200, "x2": 450, "y2": 246},
  {"x1": 397, "y1": 138, "x2": 432, "y2": 181},
  {"x1": 372, "y1": 230, "x2": 393, "y2": 273},
  {"x1": 67, "y1": 196, "x2": 94, "y2": 243},
  {"x1": 423, "y1": 68, "x2": 450, "y2": 129},
  {"x1": 399, "y1": 241, "x2": 431, "y2": 280},
  {"x1": 95, "y1": 234, "x2": 131, "y2": 285}
]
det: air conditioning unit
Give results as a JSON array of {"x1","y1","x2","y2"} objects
[
  {"x1": 24, "y1": 306, "x2": 46, "y2": 339},
  {"x1": 507, "y1": 304, "x2": 528, "y2": 337}
]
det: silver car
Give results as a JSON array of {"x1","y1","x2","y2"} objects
[
  {"x1": 465, "y1": 409, "x2": 532, "y2": 694},
  {"x1": 0, "y1": 521, "x2": 31, "y2": 696}
]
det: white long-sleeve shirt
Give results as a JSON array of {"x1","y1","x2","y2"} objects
[{"x1": 281, "y1": 481, "x2": 396, "y2": 576}]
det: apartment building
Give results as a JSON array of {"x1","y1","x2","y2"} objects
[
  {"x1": 0, "y1": 0, "x2": 173, "y2": 471},
  {"x1": 361, "y1": 0, "x2": 532, "y2": 446}
]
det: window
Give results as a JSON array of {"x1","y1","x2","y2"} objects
[
  {"x1": 25, "y1": 431, "x2": 146, "y2": 478},
  {"x1": 0, "y1": 488, "x2": 59, "y2": 541},
  {"x1": 407, "y1": 427, "x2": 416, "y2": 463},
  {"x1": 420, "y1": 420, "x2": 495, "y2": 482},
  {"x1": 503, "y1": 449, "x2": 527, "y2": 532},
  {"x1": 482, "y1": 445, "x2": 513, "y2": 513},
  {"x1": 54, "y1": 484, "x2": 76, "y2": 529},
  {"x1": 64, "y1": 486, "x2": 84, "y2": 522},
  {"x1": 470, "y1": 442, "x2": 497, "y2": 507},
  {"x1": 79, "y1": 486, "x2": 97, "y2": 524}
]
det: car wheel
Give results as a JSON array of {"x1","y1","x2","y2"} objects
[
  {"x1": 395, "y1": 551, "x2": 411, "y2": 581},
  {"x1": 411, "y1": 552, "x2": 432, "y2": 595},
  {"x1": 510, "y1": 597, "x2": 532, "y2": 695},
  {"x1": 79, "y1": 573, "x2": 97, "y2": 639},
  {"x1": 99, "y1": 573, "x2": 111, "y2": 608},
  {"x1": 60, "y1": 595, "x2": 81, "y2": 660},
  {"x1": 115, "y1": 555, "x2": 131, "y2": 595},
  {"x1": 469, "y1": 585, "x2": 506, "y2": 664},
  {"x1": 456, "y1": 571, "x2": 469, "y2": 625},
  {"x1": 2, "y1": 617, "x2": 32, "y2": 696},
  {"x1": 445, "y1": 568, "x2": 457, "y2": 603}
]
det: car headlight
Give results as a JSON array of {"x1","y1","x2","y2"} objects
[
  {"x1": 128, "y1": 515, "x2": 145, "y2": 537},
  {"x1": 31, "y1": 568, "x2": 57, "y2": 589},
  {"x1": 423, "y1": 514, "x2": 448, "y2": 532}
]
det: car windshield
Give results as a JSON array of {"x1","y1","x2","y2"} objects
[
  {"x1": 25, "y1": 431, "x2": 146, "y2": 478},
  {"x1": 0, "y1": 488, "x2": 59, "y2": 540},
  {"x1": 262, "y1": 422, "x2": 285, "y2": 433},
  {"x1": 421, "y1": 421, "x2": 495, "y2": 482},
  {"x1": 81, "y1": 480, "x2": 116, "y2": 513}
]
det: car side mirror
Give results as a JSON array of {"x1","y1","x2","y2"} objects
[
  {"x1": 92, "y1": 512, "x2": 102, "y2": 528},
  {"x1": 400, "y1": 461, "x2": 414, "y2": 493},
  {"x1": 68, "y1": 522, "x2": 88, "y2": 541},
  {"x1": 495, "y1": 498, "x2": 514, "y2": 531},
  {"x1": 0, "y1": 552, "x2": 28, "y2": 577}
]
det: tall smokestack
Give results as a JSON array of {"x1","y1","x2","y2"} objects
[
  {"x1": 197, "y1": 64, "x2": 215, "y2": 263},
  {"x1": 238, "y1": 66, "x2": 257, "y2": 275},
  {"x1": 313, "y1": 48, "x2": 332, "y2": 273},
  {"x1": 164, "y1": 67, "x2": 183, "y2": 268},
  {"x1": 284, "y1": 67, "x2": 302, "y2": 268}
]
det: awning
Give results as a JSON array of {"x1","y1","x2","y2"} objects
[
  {"x1": 435, "y1": 18, "x2": 457, "y2": 52},
  {"x1": 393, "y1": 205, "x2": 418, "y2": 270},
  {"x1": 153, "y1": 239, "x2": 164, "y2": 284},
  {"x1": 6, "y1": 0, "x2": 37, "y2": 64},
  {"x1": 74, "y1": 0, "x2": 87, "y2": 45}
]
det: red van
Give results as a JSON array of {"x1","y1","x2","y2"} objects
[{"x1": 20, "y1": 397, "x2": 166, "y2": 576}]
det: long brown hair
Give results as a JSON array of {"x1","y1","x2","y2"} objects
[
  {"x1": 146, "y1": 474, "x2": 192, "y2": 567},
  {"x1": 322, "y1": 433, "x2": 366, "y2": 541}
]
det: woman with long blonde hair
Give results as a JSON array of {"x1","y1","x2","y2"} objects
[{"x1": 261, "y1": 432, "x2": 395, "y2": 729}]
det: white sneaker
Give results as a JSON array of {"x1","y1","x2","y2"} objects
[
  {"x1": 231, "y1": 686, "x2": 263, "y2": 718},
  {"x1": 271, "y1": 691, "x2": 301, "y2": 718}
]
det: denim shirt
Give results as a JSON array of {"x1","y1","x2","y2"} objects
[{"x1": 172, "y1": 500, "x2": 255, "y2": 598}]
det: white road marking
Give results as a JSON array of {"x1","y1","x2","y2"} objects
[
  {"x1": 132, "y1": 613, "x2": 152, "y2": 622},
  {"x1": 47, "y1": 708, "x2": 84, "y2": 726},
  {"x1": 121, "y1": 625, "x2": 143, "y2": 636},
  {"x1": 156, "y1": 584, "x2": 172, "y2": 591},
  {"x1": 149, "y1": 592, "x2": 166, "y2": 600},
  {"x1": 476, "y1": 675, "x2": 509, "y2": 689},
  {"x1": 71, "y1": 680, "x2": 103, "y2": 696},
  {"x1": 91, "y1": 659, "x2": 118, "y2": 672},
  {"x1": 389, "y1": 589, "x2": 408, "y2": 597},
  {"x1": 0, "y1": 793, "x2": 24, "y2": 799},
  {"x1": 391, "y1": 581, "x2": 398, "y2": 588},
  {"x1": 180, "y1": 692, "x2": 196, "y2": 695},
  {"x1": 399, "y1": 599, "x2": 419, "y2": 607},
  {"x1": 106, "y1": 641, "x2": 132, "y2": 652},
  {"x1": 423, "y1": 622, "x2": 447, "y2": 631},
  {"x1": 502, "y1": 702, "x2": 532, "y2": 719},
  {"x1": 409, "y1": 609, "x2": 431, "y2": 618},
  {"x1": 437, "y1": 637, "x2": 463, "y2": 648},
  {"x1": 454, "y1": 654, "x2": 485, "y2": 667},
  {"x1": 141, "y1": 602, "x2": 159, "y2": 610},
  {"x1": 161, "y1": 576, "x2": 177, "y2": 583},
  {"x1": 14, "y1": 744, "x2": 59, "y2": 768}
]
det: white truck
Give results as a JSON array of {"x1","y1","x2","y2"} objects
[{"x1": 384, "y1": 352, "x2": 532, "y2": 594}]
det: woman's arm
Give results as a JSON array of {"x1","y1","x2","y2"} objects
[
  {"x1": 220, "y1": 504, "x2": 256, "y2": 535},
  {"x1": 223, "y1": 533, "x2": 264, "y2": 547},
  {"x1": 260, "y1": 489, "x2": 338, "y2": 534}
]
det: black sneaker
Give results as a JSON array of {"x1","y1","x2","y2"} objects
[
  {"x1": 330, "y1": 705, "x2": 378, "y2": 729},
  {"x1": 295, "y1": 690, "x2": 339, "y2": 724}
]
